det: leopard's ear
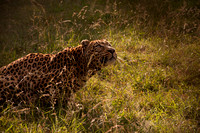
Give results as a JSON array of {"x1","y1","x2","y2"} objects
[{"x1": 81, "y1": 39, "x2": 90, "y2": 47}]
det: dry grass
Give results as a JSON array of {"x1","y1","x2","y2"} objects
[{"x1": 0, "y1": 0, "x2": 200, "y2": 132}]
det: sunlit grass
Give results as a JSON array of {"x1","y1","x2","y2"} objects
[{"x1": 0, "y1": 0, "x2": 200, "y2": 132}]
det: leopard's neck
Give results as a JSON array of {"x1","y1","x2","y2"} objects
[{"x1": 49, "y1": 46, "x2": 88, "y2": 76}]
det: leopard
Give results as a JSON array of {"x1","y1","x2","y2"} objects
[{"x1": 0, "y1": 39, "x2": 117, "y2": 106}]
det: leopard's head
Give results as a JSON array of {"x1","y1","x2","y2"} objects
[{"x1": 81, "y1": 39, "x2": 117, "y2": 70}]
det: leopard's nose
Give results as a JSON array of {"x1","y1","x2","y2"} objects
[{"x1": 108, "y1": 48, "x2": 115, "y2": 54}]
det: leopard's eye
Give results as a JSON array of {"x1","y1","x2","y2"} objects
[
  {"x1": 107, "y1": 43, "x2": 111, "y2": 46},
  {"x1": 95, "y1": 44, "x2": 103, "y2": 51},
  {"x1": 96, "y1": 44, "x2": 102, "y2": 48}
]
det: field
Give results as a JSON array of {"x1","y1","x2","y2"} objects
[{"x1": 0, "y1": 0, "x2": 200, "y2": 132}]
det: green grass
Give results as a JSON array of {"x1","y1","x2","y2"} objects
[{"x1": 0, "y1": 0, "x2": 200, "y2": 132}]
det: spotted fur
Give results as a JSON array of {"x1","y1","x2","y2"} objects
[{"x1": 0, "y1": 40, "x2": 117, "y2": 105}]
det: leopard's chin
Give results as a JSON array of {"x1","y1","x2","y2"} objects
[
  {"x1": 106, "y1": 57, "x2": 116, "y2": 65},
  {"x1": 103, "y1": 54, "x2": 117, "y2": 66}
]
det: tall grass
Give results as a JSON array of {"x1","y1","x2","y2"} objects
[{"x1": 0, "y1": 0, "x2": 200, "y2": 132}]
